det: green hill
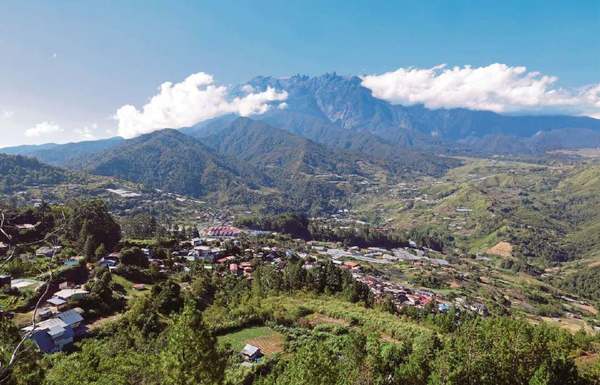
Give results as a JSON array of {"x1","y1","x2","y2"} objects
[
  {"x1": 78, "y1": 129, "x2": 272, "y2": 200},
  {"x1": 202, "y1": 117, "x2": 364, "y2": 176},
  {"x1": 0, "y1": 153, "x2": 77, "y2": 193}
]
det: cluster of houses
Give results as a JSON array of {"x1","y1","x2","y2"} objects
[
  {"x1": 311, "y1": 243, "x2": 450, "y2": 267},
  {"x1": 3, "y1": 219, "x2": 493, "y2": 358},
  {"x1": 99, "y1": 249, "x2": 163, "y2": 271},
  {"x1": 11, "y1": 279, "x2": 91, "y2": 354},
  {"x1": 307, "y1": 243, "x2": 491, "y2": 315},
  {"x1": 186, "y1": 243, "x2": 227, "y2": 263},
  {"x1": 227, "y1": 260, "x2": 255, "y2": 277},
  {"x1": 201, "y1": 225, "x2": 241, "y2": 237},
  {"x1": 176, "y1": 231, "x2": 490, "y2": 318},
  {"x1": 45, "y1": 286, "x2": 89, "y2": 311},
  {"x1": 352, "y1": 273, "x2": 447, "y2": 311}
]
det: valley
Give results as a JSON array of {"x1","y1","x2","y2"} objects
[{"x1": 3, "y1": 73, "x2": 600, "y2": 384}]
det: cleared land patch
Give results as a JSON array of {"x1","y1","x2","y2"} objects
[
  {"x1": 218, "y1": 326, "x2": 284, "y2": 355},
  {"x1": 487, "y1": 241, "x2": 513, "y2": 258},
  {"x1": 304, "y1": 313, "x2": 350, "y2": 327}
]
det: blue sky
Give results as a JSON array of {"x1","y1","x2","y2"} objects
[{"x1": 0, "y1": 0, "x2": 598, "y2": 146}]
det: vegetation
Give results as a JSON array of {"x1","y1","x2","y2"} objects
[
  {"x1": 236, "y1": 212, "x2": 454, "y2": 251},
  {"x1": 10, "y1": 267, "x2": 599, "y2": 385},
  {"x1": 0, "y1": 154, "x2": 75, "y2": 193},
  {"x1": 6, "y1": 121, "x2": 600, "y2": 384}
]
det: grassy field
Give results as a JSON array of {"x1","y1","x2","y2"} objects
[
  {"x1": 261, "y1": 294, "x2": 434, "y2": 341},
  {"x1": 111, "y1": 274, "x2": 152, "y2": 299},
  {"x1": 218, "y1": 326, "x2": 284, "y2": 355}
]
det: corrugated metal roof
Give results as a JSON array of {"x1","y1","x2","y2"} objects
[
  {"x1": 47, "y1": 297, "x2": 67, "y2": 306},
  {"x1": 241, "y1": 344, "x2": 260, "y2": 356},
  {"x1": 57, "y1": 309, "x2": 83, "y2": 327},
  {"x1": 47, "y1": 325, "x2": 67, "y2": 338},
  {"x1": 54, "y1": 288, "x2": 89, "y2": 300}
]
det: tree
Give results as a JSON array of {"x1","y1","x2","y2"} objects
[
  {"x1": 68, "y1": 200, "x2": 121, "y2": 252},
  {"x1": 159, "y1": 304, "x2": 227, "y2": 385},
  {"x1": 0, "y1": 318, "x2": 45, "y2": 385},
  {"x1": 429, "y1": 318, "x2": 581, "y2": 385},
  {"x1": 95, "y1": 243, "x2": 107, "y2": 259},
  {"x1": 152, "y1": 280, "x2": 183, "y2": 315},
  {"x1": 190, "y1": 273, "x2": 216, "y2": 312},
  {"x1": 121, "y1": 213, "x2": 158, "y2": 239},
  {"x1": 121, "y1": 247, "x2": 149, "y2": 268},
  {"x1": 44, "y1": 338, "x2": 159, "y2": 385},
  {"x1": 83, "y1": 236, "x2": 96, "y2": 261}
]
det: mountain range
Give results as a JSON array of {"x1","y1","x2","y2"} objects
[
  {"x1": 5, "y1": 73, "x2": 600, "y2": 161},
  {"x1": 242, "y1": 73, "x2": 600, "y2": 153},
  {"x1": 2, "y1": 73, "x2": 600, "y2": 209},
  {"x1": 67, "y1": 119, "x2": 430, "y2": 212}
]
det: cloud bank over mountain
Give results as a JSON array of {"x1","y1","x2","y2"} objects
[
  {"x1": 361, "y1": 64, "x2": 600, "y2": 118},
  {"x1": 25, "y1": 121, "x2": 63, "y2": 138},
  {"x1": 115, "y1": 72, "x2": 288, "y2": 138}
]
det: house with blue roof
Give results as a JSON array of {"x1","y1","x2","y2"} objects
[{"x1": 23, "y1": 308, "x2": 84, "y2": 354}]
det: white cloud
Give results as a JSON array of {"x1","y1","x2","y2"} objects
[
  {"x1": 25, "y1": 121, "x2": 63, "y2": 138},
  {"x1": 278, "y1": 102, "x2": 288, "y2": 110},
  {"x1": 361, "y1": 63, "x2": 600, "y2": 118},
  {"x1": 115, "y1": 72, "x2": 288, "y2": 138},
  {"x1": 241, "y1": 84, "x2": 255, "y2": 93},
  {"x1": 74, "y1": 123, "x2": 97, "y2": 140},
  {"x1": 1, "y1": 110, "x2": 14, "y2": 119}
]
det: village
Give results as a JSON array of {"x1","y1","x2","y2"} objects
[{"x1": 0, "y1": 217, "x2": 501, "y2": 362}]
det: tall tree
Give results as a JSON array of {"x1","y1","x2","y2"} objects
[
  {"x1": 159, "y1": 305, "x2": 227, "y2": 385},
  {"x1": 68, "y1": 200, "x2": 121, "y2": 252}
]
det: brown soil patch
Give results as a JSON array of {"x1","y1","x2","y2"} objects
[
  {"x1": 573, "y1": 302, "x2": 598, "y2": 316},
  {"x1": 246, "y1": 333, "x2": 284, "y2": 356},
  {"x1": 306, "y1": 313, "x2": 350, "y2": 327},
  {"x1": 12, "y1": 311, "x2": 34, "y2": 328},
  {"x1": 486, "y1": 241, "x2": 513, "y2": 258},
  {"x1": 540, "y1": 316, "x2": 594, "y2": 333},
  {"x1": 87, "y1": 314, "x2": 123, "y2": 331},
  {"x1": 380, "y1": 333, "x2": 402, "y2": 344},
  {"x1": 576, "y1": 352, "x2": 600, "y2": 367}
]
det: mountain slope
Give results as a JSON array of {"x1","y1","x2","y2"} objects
[
  {"x1": 0, "y1": 153, "x2": 76, "y2": 193},
  {"x1": 244, "y1": 73, "x2": 600, "y2": 153},
  {"x1": 197, "y1": 118, "x2": 391, "y2": 212},
  {"x1": 200, "y1": 117, "x2": 364, "y2": 176},
  {"x1": 75, "y1": 127, "x2": 368, "y2": 213},
  {"x1": 0, "y1": 137, "x2": 125, "y2": 166},
  {"x1": 77, "y1": 129, "x2": 271, "y2": 199}
]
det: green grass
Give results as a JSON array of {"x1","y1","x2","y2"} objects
[
  {"x1": 261, "y1": 294, "x2": 434, "y2": 341},
  {"x1": 123, "y1": 239, "x2": 159, "y2": 247},
  {"x1": 111, "y1": 274, "x2": 152, "y2": 298},
  {"x1": 218, "y1": 326, "x2": 279, "y2": 351}
]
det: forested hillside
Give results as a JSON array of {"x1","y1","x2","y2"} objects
[
  {"x1": 0, "y1": 154, "x2": 77, "y2": 193},
  {"x1": 1, "y1": 137, "x2": 124, "y2": 167},
  {"x1": 77, "y1": 129, "x2": 272, "y2": 200}
]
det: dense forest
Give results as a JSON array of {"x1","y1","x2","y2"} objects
[{"x1": 0, "y1": 154, "x2": 75, "y2": 193}]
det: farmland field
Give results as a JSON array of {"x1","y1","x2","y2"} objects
[{"x1": 218, "y1": 326, "x2": 284, "y2": 355}]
